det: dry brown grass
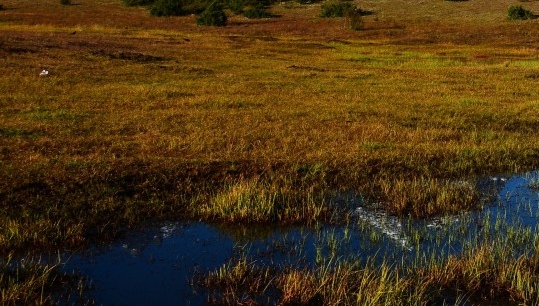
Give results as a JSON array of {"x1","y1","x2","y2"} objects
[
  {"x1": 1, "y1": 0, "x2": 539, "y2": 253},
  {"x1": 2, "y1": 1, "x2": 539, "y2": 302},
  {"x1": 202, "y1": 241, "x2": 539, "y2": 305}
]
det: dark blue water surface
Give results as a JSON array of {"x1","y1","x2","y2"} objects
[
  {"x1": 63, "y1": 223, "x2": 234, "y2": 305},
  {"x1": 63, "y1": 171, "x2": 539, "y2": 305}
]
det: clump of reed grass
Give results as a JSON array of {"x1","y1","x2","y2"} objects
[
  {"x1": 277, "y1": 261, "x2": 418, "y2": 305},
  {"x1": 373, "y1": 176, "x2": 480, "y2": 218},
  {"x1": 0, "y1": 216, "x2": 87, "y2": 256},
  {"x1": 414, "y1": 243, "x2": 539, "y2": 304},
  {"x1": 201, "y1": 177, "x2": 328, "y2": 224},
  {"x1": 1, "y1": 255, "x2": 85, "y2": 305},
  {"x1": 202, "y1": 256, "x2": 426, "y2": 304},
  {"x1": 202, "y1": 240, "x2": 539, "y2": 304},
  {"x1": 202, "y1": 256, "x2": 275, "y2": 304}
]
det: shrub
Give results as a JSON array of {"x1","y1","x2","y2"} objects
[
  {"x1": 227, "y1": 0, "x2": 249, "y2": 13},
  {"x1": 243, "y1": 3, "x2": 273, "y2": 18},
  {"x1": 196, "y1": 2, "x2": 227, "y2": 26},
  {"x1": 320, "y1": 1, "x2": 366, "y2": 30},
  {"x1": 182, "y1": 0, "x2": 213, "y2": 14},
  {"x1": 320, "y1": 1, "x2": 357, "y2": 18},
  {"x1": 150, "y1": 0, "x2": 184, "y2": 16},
  {"x1": 227, "y1": 0, "x2": 271, "y2": 15},
  {"x1": 507, "y1": 5, "x2": 533, "y2": 20},
  {"x1": 0, "y1": 4, "x2": 3, "y2": 10},
  {"x1": 123, "y1": 0, "x2": 155, "y2": 6},
  {"x1": 60, "y1": 0, "x2": 71, "y2": 5},
  {"x1": 345, "y1": 8, "x2": 363, "y2": 30}
]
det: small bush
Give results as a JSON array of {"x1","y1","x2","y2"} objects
[
  {"x1": 196, "y1": 2, "x2": 227, "y2": 26},
  {"x1": 182, "y1": 0, "x2": 213, "y2": 14},
  {"x1": 507, "y1": 5, "x2": 533, "y2": 20},
  {"x1": 0, "y1": 4, "x2": 3, "y2": 10},
  {"x1": 227, "y1": 0, "x2": 271, "y2": 15},
  {"x1": 345, "y1": 8, "x2": 363, "y2": 30},
  {"x1": 150, "y1": 0, "x2": 184, "y2": 16},
  {"x1": 227, "y1": 0, "x2": 249, "y2": 13},
  {"x1": 60, "y1": 0, "x2": 71, "y2": 5},
  {"x1": 123, "y1": 0, "x2": 155, "y2": 6},
  {"x1": 320, "y1": 1, "x2": 357, "y2": 18},
  {"x1": 243, "y1": 4, "x2": 273, "y2": 18}
]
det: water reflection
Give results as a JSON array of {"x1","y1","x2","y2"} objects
[
  {"x1": 65, "y1": 222, "x2": 235, "y2": 305},
  {"x1": 64, "y1": 171, "x2": 539, "y2": 305}
]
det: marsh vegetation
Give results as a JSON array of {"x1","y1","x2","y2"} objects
[{"x1": 1, "y1": 0, "x2": 539, "y2": 303}]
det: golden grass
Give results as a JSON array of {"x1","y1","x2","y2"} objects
[
  {"x1": 1, "y1": 0, "x2": 539, "y2": 253},
  {"x1": 202, "y1": 240, "x2": 539, "y2": 304},
  {"x1": 4, "y1": 1, "x2": 539, "y2": 303},
  {"x1": 373, "y1": 176, "x2": 480, "y2": 218},
  {"x1": 201, "y1": 177, "x2": 328, "y2": 223},
  {"x1": 0, "y1": 255, "x2": 84, "y2": 305}
]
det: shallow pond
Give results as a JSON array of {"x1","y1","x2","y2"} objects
[{"x1": 63, "y1": 171, "x2": 539, "y2": 305}]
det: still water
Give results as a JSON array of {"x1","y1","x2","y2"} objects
[{"x1": 64, "y1": 171, "x2": 539, "y2": 305}]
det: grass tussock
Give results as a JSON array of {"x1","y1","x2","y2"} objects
[
  {"x1": 276, "y1": 263, "x2": 414, "y2": 305},
  {"x1": 373, "y1": 177, "x2": 480, "y2": 218},
  {"x1": 0, "y1": 255, "x2": 84, "y2": 305},
  {"x1": 201, "y1": 177, "x2": 328, "y2": 224},
  {"x1": 202, "y1": 242, "x2": 539, "y2": 305},
  {"x1": 415, "y1": 243, "x2": 539, "y2": 304},
  {"x1": 203, "y1": 257, "x2": 426, "y2": 304}
]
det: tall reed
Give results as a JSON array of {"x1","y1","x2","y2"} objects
[
  {"x1": 200, "y1": 177, "x2": 328, "y2": 224},
  {"x1": 374, "y1": 176, "x2": 480, "y2": 218}
]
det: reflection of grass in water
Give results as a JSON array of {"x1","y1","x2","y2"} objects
[
  {"x1": 202, "y1": 179, "x2": 539, "y2": 304},
  {"x1": 203, "y1": 212, "x2": 539, "y2": 305},
  {"x1": 528, "y1": 177, "x2": 539, "y2": 191}
]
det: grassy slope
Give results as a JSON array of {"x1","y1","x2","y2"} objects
[{"x1": 1, "y1": 0, "x2": 539, "y2": 252}]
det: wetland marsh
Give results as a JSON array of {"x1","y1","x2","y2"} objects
[
  {"x1": 60, "y1": 171, "x2": 539, "y2": 304},
  {"x1": 1, "y1": 0, "x2": 539, "y2": 304}
]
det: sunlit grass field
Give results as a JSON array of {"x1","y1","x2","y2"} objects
[
  {"x1": 1, "y1": 0, "x2": 539, "y2": 302},
  {"x1": 2, "y1": 0, "x2": 539, "y2": 248}
]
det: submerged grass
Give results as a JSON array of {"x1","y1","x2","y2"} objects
[
  {"x1": 202, "y1": 233, "x2": 539, "y2": 305},
  {"x1": 0, "y1": 254, "x2": 85, "y2": 305},
  {"x1": 201, "y1": 177, "x2": 539, "y2": 304},
  {"x1": 374, "y1": 176, "x2": 480, "y2": 218}
]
